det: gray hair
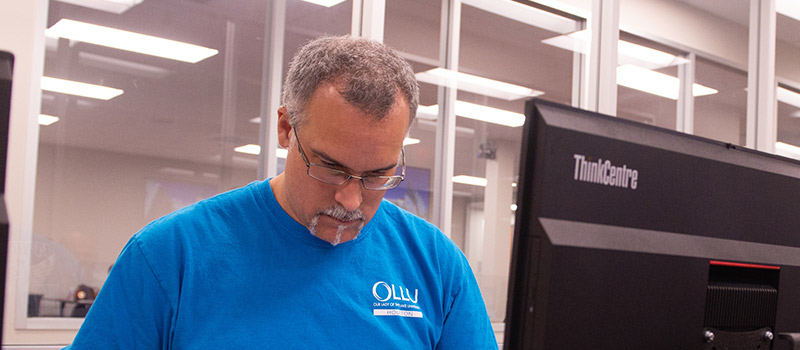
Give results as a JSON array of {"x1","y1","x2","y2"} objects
[{"x1": 281, "y1": 35, "x2": 419, "y2": 128}]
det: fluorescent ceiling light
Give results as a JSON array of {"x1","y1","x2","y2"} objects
[
  {"x1": 54, "y1": 0, "x2": 143, "y2": 14},
  {"x1": 416, "y1": 105, "x2": 439, "y2": 121},
  {"x1": 39, "y1": 114, "x2": 60, "y2": 126},
  {"x1": 542, "y1": 30, "x2": 689, "y2": 70},
  {"x1": 776, "y1": 142, "x2": 800, "y2": 160},
  {"x1": 249, "y1": 116, "x2": 261, "y2": 123},
  {"x1": 234, "y1": 144, "x2": 261, "y2": 155},
  {"x1": 403, "y1": 137, "x2": 420, "y2": 146},
  {"x1": 618, "y1": 40, "x2": 689, "y2": 69},
  {"x1": 461, "y1": 0, "x2": 577, "y2": 34},
  {"x1": 526, "y1": 0, "x2": 589, "y2": 18},
  {"x1": 276, "y1": 148, "x2": 288, "y2": 159},
  {"x1": 417, "y1": 101, "x2": 526, "y2": 127},
  {"x1": 414, "y1": 119, "x2": 476, "y2": 137},
  {"x1": 777, "y1": 87, "x2": 800, "y2": 109},
  {"x1": 777, "y1": 0, "x2": 800, "y2": 22},
  {"x1": 453, "y1": 175, "x2": 488, "y2": 187},
  {"x1": 456, "y1": 101, "x2": 525, "y2": 127},
  {"x1": 302, "y1": 0, "x2": 346, "y2": 7},
  {"x1": 46, "y1": 19, "x2": 218, "y2": 63},
  {"x1": 41, "y1": 76, "x2": 124, "y2": 100},
  {"x1": 415, "y1": 68, "x2": 544, "y2": 101},
  {"x1": 234, "y1": 145, "x2": 290, "y2": 159},
  {"x1": 616, "y1": 65, "x2": 718, "y2": 100}
]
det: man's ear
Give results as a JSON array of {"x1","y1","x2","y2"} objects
[{"x1": 277, "y1": 106, "x2": 292, "y2": 148}]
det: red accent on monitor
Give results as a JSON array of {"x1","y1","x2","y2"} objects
[{"x1": 710, "y1": 260, "x2": 780, "y2": 270}]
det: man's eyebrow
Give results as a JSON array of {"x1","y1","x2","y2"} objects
[{"x1": 312, "y1": 148, "x2": 398, "y2": 173}]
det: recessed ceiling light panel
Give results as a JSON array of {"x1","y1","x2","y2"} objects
[
  {"x1": 38, "y1": 114, "x2": 60, "y2": 126},
  {"x1": 41, "y1": 76, "x2": 124, "y2": 100},
  {"x1": 415, "y1": 68, "x2": 543, "y2": 101},
  {"x1": 416, "y1": 101, "x2": 526, "y2": 127},
  {"x1": 453, "y1": 175, "x2": 488, "y2": 187},
  {"x1": 302, "y1": 0, "x2": 347, "y2": 7},
  {"x1": 777, "y1": 87, "x2": 800, "y2": 109},
  {"x1": 777, "y1": 0, "x2": 800, "y2": 22},
  {"x1": 616, "y1": 65, "x2": 717, "y2": 100},
  {"x1": 55, "y1": 0, "x2": 143, "y2": 15},
  {"x1": 46, "y1": 19, "x2": 219, "y2": 63},
  {"x1": 543, "y1": 30, "x2": 689, "y2": 70},
  {"x1": 776, "y1": 142, "x2": 800, "y2": 160}
]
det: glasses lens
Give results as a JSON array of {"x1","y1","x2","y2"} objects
[
  {"x1": 363, "y1": 176, "x2": 402, "y2": 190},
  {"x1": 307, "y1": 165, "x2": 349, "y2": 185},
  {"x1": 363, "y1": 176, "x2": 391, "y2": 190},
  {"x1": 307, "y1": 164, "x2": 404, "y2": 190}
]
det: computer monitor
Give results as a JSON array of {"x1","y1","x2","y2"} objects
[
  {"x1": 0, "y1": 50, "x2": 12, "y2": 345},
  {"x1": 504, "y1": 99, "x2": 800, "y2": 349},
  {"x1": 0, "y1": 51, "x2": 11, "y2": 193}
]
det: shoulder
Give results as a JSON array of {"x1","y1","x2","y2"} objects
[
  {"x1": 374, "y1": 199, "x2": 468, "y2": 264},
  {"x1": 139, "y1": 181, "x2": 264, "y2": 237},
  {"x1": 131, "y1": 180, "x2": 267, "y2": 260},
  {"x1": 377, "y1": 200, "x2": 437, "y2": 230},
  {"x1": 375, "y1": 201, "x2": 484, "y2": 321},
  {"x1": 376, "y1": 199, "x2": 443, "y2": 240}
]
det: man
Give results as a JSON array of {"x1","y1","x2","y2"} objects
[{"x1": 66, "y1": 35, "x2": 497, "y2": 349}]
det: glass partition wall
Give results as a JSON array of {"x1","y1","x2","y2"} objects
[
  {"x1": 31, "y1": 0, "x2": 354, "y2": 320},
  {"x1": 33, "y1": 0, "x2": 268, "y2": 318},
  {"x1": 777, "y1": 84, "x2": 800, "y2": 160},
  {"x1": 384, "y1": 0, "x2": 443, "y2": 223},
  {"x1": 11, "y1": 0, "x2": 799, "y2": 345},
  {"x1": 28, "y1": 0, "x2": 584, "y2": 329},
  {"x1": 452, "y1": 1, "x2": 580, "y2": 323},
  {"x1": 694, "y1": 57, "x2": 749, "y2": 146},
  {"x1": 614, "y1": 33, "x2": 682, "y2": 129},
  {"x1": 775, "y1": 4, "x2": 800, "y2": 161}
]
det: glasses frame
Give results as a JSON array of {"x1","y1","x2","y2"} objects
[{"x1": 292, "y1": 128, "x2": 406, "y2": 190}]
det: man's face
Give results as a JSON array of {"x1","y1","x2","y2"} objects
[{"x1": 274, "y1": 83, "x2": 409, "y2": 245}]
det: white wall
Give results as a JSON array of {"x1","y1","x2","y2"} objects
[
  {"x1": 620, "y1": 0, "x2": 749, "y2": 68},
  {"x1": 546, "y1": 0, "x2": 750, "y2": 69},
  {"x1": 618, "y1": 0, "x2": 797, "y2": 86},
  {"x1": 777, "y1": 43, "x2": 800, "y2": 86}
]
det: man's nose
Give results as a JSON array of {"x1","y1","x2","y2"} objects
[{"x1": 334, "y1": 178, "x2": 363, "y2": 212}]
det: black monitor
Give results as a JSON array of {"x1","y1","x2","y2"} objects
[
  {"x1": 0, "y1": 50, "x2": 12, "y2": 345},
  {"x1": 504, "y1": 99, "x2": 800, "y2": 349},
  {"x1": 0, "y1": 51, "x2": 11, "y2": 193}
]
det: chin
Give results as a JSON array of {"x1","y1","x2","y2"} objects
[{"x1": 309, "y1": 218, "x2": 365, "y2": 245}]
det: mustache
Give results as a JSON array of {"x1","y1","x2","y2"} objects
[{"x1": 319, "y1": 206, "x2": 365, "y2": 222}]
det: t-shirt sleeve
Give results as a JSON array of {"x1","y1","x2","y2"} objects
[
  {"x1": 66, "y1": 235, "x2": 174, "y2": 349},
  {"x1": 436, "y1": 252, "x2": 499, "y2": 350}
]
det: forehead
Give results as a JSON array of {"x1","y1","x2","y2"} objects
[{"x1": 301, "y1": 85, "x2": 409, "y2": 145}]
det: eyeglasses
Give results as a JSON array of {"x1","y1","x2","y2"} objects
[{"x1": 293, "y1": 128, "x2": 405, "y2": 190}]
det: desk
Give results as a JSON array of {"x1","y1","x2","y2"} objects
[{"x1": 31, "y1": 296, "x2": 94, "y2": 317}]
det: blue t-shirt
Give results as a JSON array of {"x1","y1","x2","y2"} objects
[{"x1": 66, "y1": 180, "x2": 497, "y2": 349}]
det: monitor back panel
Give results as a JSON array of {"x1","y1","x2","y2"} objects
[{"x1": 505, "y1": 99, "x2": 800, "y2": 349}]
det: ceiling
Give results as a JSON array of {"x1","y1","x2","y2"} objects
[{"x1": 675, "y1": 0, "x2": 800, "y2": 47}]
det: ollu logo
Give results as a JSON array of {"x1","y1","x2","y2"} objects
[{"x1": 372, "y1": 281, "x2": 418, "y2": 304}]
